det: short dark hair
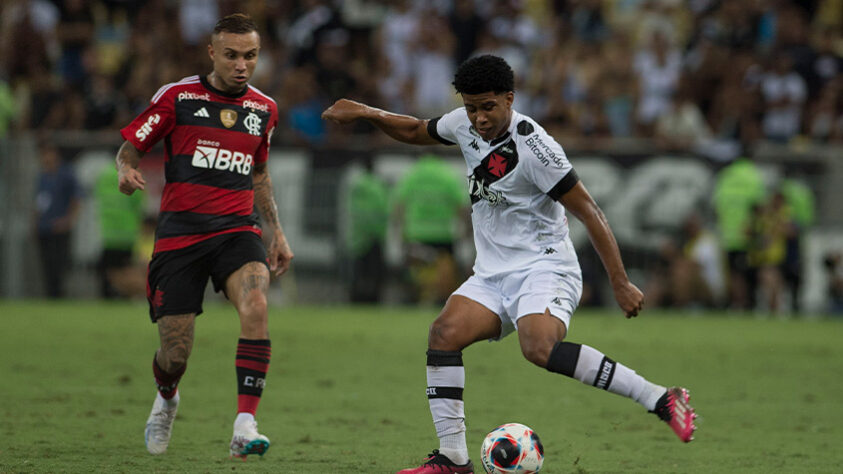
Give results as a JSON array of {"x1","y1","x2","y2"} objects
[
  {"x1": 452, "y1": 55, "x2": 514, "y2": 95},
  {"x1": 213, "y1": 13, "x2": 258, "y2": 35}
]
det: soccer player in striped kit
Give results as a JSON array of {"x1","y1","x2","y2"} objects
[
  {"x1": 116, "y1": 14, "x2": 293, "y2": 458},
  {"x1": 323, "y1": 55, "x2": 696, "y2": 473}
]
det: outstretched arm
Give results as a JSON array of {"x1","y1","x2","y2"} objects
[
  {"x1": 253, "y1": 161, "x2": 294, "y2": 277},
  {"x1": 116, "y1": 140, "x2": 146, "y2": 195},
  {"x1": 322, "y1": 99, "x2": 440, "y2": 145},
  {"x1": 559, "y1": 182, "x2": 644, "y2": 318}
]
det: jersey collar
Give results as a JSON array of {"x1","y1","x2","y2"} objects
[{"x1": 201, "y1": 74, "x2": 249, "y2": 99}]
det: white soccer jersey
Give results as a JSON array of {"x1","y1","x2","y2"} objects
[{"x1": 428, "y1": 108, "x2": 581, "y2": 278}]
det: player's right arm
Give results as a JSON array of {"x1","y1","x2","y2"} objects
[
  {"x1": 322, "y1": 99, "x2": 440, "y2": 145},
  {"x1": 116, "y1": 141, "x2": 146, "y2": 195}
]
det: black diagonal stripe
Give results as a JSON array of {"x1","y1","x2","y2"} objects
[
  {"x1": 426, "y1": 117, "x2": 455, "y2": 146},
  {"x1": 547, "y1": 168, "x2": 580, "y2": 201},
  {"x1": 426, "y1": 350, "x2": 463, "y2": 367},
  {"x1": 156, "y1": 211, "x2": 259, "y2": 239},
  {"x1": 426, "y1": 386, "x2": 464, "y2": 400},
  {"x1": 592, "y1": 356, "x2": 616, "y2": 391}
]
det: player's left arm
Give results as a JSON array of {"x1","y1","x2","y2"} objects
[
  {"x1": 559, "y1": 182, "x2": 644, "y2": 318},
  {"x1": 253, "y1": 161, "x2": 294, "y2": 277}
]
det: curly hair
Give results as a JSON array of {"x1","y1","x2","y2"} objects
[
  {"x1": 213, "y1": 13, "x2": 259, "y2": 35},
  {"x1": 452, "y1": 55, "x2": 515, "y2": 95}
]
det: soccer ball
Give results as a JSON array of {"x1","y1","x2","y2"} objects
[{"x1": 480, "y1": 423, "x2": 544, "y2": 473}]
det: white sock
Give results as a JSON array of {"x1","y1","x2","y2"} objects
[
  {"x1": 550, "y1": 342, "x2": 666, "y2": 411},
  {"x1": 158, "y1": 391, "x2": 179, "y2": 408},
  {"x1": 427, "y1": 350, "x2": 468, "y2": 464},
  {"x1": 234, "y1": 412, "x2": 255, "y2": 427}
]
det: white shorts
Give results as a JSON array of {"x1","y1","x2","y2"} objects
[{"x1": 453, "y1": 267, "x2": 583, "y2": 340}]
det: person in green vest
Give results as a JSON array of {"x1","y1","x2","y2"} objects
[
  {"x1": 346, "y1": 163, "x2": 390, "y2": 303},
  {"x1": 713, "y1": 157, "x2": 766, "y2": 310},
  {"x1": 94, "y1": 161, "x2": 145, "y2": 298},
  {"x1": 779, "y1": 177, "x2": 816, "y2": 312},
  {"x1": 392, "y1": 154, "x2": 469, "y2": 305}
]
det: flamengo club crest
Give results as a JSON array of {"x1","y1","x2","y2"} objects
[
  {"x1": 220, "y1": 109, "x2": 237, "y2": 128},
  {"x1": 244, "y1": 112, "x2": 262, "y2": 136}
]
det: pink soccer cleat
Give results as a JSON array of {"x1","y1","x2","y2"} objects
[
  {"x1": 396, "y1": 450, "x2": 474, "y2": 474},
  {"x1": 652, "y1": 387, "x2": 697, "y2": 442}
]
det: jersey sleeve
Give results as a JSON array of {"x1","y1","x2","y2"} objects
[
  {"x1": 120, "y1": 86, "x2": 177, "y2": 152},
  {"x1": 255, "y1": 104, "x2": 278, "y2": 164},
  {"x1": 518, "y1": 119, "x2": 579, "y2": 201},
  {"x1": 426, "y1": 108, "x2": 464, "y2": 146}
]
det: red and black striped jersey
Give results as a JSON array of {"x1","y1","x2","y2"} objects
[{"x1": 121, "y1": 75, "x2": 278, "y2": 254}]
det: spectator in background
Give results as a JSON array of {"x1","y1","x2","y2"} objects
[
  {"x1": 655, "y1": 79, "x2": 713, "y2": 151},
  {"x1": 713, "y1": 157, "x2": 765, "y2": 310},
  {"x1": 94, "y1": 161, "x2": 145, "y2": 299},
  {"x1": 33, "y1": 144, "x2": 82, "y2": 298},
  {"x1": 682, "y1": 212, "x2": 726, "y2": 307},
  {"x1": 824, "y1": 252, "x2": 843, "y2": 315},
  {"x1": 56, "y1": 0, "x2": 94, "y2": 88},
  {"x1": 391, "y1": 154, "x2": 468, "y2": 305},
  {"x1": 633, "y1": 28, "x2": 682, "y2": 136},
  {"x1": 780, "y1": 177, "x2": 816, "y2": 313},
  {"x1": 760, "y1": 52, "x2": 807, "y2": 143},
  {"x1": 409, "y1": 13, "x2": 457, "y2": 118},
  {"x1": 345, "y1": 162, "x2": 389, "y2": 303},
  {"x1": 283, "y1": 66, "x2": 328, "y2": 145},
  {"x1": 746, "y1": 192, "x2": 791, "y2": 313},
  {"x1": 449, "y1": 0, "x2": 483, "y2": 65}
]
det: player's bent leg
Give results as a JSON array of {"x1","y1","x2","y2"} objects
[
  {"x1": 401, "y1": 296, "x2": 500, "y2": 473},
  {"x1": 516, "y1": 310, "x2": 567, "y2": 367},
  {"x1": 225, "y1": 262, "x2": 272, "y2": 459},
  {"x1": 530, "y1": 312, "x2": 696, "y2": 442},
  {"x1": 146, "y1": 313, "x2": 195, "y2": 455}
]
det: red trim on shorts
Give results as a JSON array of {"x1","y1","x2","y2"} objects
[{"x1": 153, "y1": 226, "x2": 261, "y2": 254}]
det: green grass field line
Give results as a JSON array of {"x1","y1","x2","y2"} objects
[{"x1": 0, "y1": 301, "x2": 841, "y2": 473}]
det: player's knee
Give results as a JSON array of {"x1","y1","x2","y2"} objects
[
  {"x1": 161, "y1": 344, "x2": 190, "y2": 371},
  {"x1": 428, "y1": 319, "x2": 462, "y2": 351},
  {"x1": 520, "y1": 339, "x2": 555, "y2": 367},
  {"x1": 239, "y1": 289, "x2": 268, "y2": 320}
]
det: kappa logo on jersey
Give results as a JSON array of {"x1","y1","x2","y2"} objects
[
  {"x1": 135, "y1": 114, "x2": 161, "y2": 142},
  {"x1": 191, "y1": 144, "x2": 253, "y2": 175},
  {"x1": 220, "y1": 109, "x2": 237, "y2": 128},
  {"x1": 469, "y1": 139, "x2": 480, "y2": 151},
  {"x1": 244, "y1": 112, "x2": 262, "y2": 136},
  {"x1": 178, "y1": 91, "x2": 210, "y2": 102},
  {"x1": 194, "y1": 107, "x2": 210, "y2": 118},
  {"x1": 243, "y1": 99, "x2": 269, "y2": 112}
]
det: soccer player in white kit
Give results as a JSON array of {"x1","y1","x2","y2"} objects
[{"x1": 322, "y1": 55, "x2": 696, "y2": 474}]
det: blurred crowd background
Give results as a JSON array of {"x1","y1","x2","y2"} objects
[{"x1": 1, "y1": 0, "x2": 842, "y2": 315}]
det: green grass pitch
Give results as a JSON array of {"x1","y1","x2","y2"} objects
[{"x1": 1, "y1": 301, "x2": 842, "y2": 473}]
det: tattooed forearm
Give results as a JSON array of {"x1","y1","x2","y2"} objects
[
  {"x1": 253, "y1": 162, "x2": 281, "y2": 229},
  {"x1": 116, "y1": 141, "x2": 143, "y2": 170},
  {"x1": 156, "y1": 313, "x2": 195, "y2": 372}
]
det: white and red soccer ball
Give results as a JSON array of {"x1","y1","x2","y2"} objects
[{"x1": 480, "y1": 423, "x2": 544, "y2": 473}]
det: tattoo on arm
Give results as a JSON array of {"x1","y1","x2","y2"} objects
[
  {"x1": 253, "y1": 162, "x2": 281, "y2": 229},
  {"x1": 116, "y1": 141, "x2": 143, "y2": 170}
]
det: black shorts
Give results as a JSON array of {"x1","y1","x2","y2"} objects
[{"x1": 146, "y1": 231, "x2": 268, "y2": 322}]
